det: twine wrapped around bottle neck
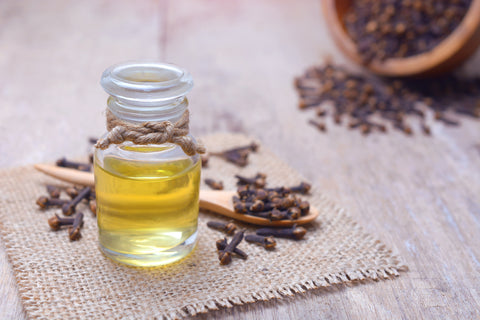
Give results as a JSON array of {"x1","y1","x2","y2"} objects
[{"x1": 95, "y1": 109, "x2": 206, "y2": 156}]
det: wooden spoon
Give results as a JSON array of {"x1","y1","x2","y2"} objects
[
  {"x1": 34, "y1": 164, "x2": 318, "y2": 226},
  {"x1": 323, "y1": 0, "x2": 480, "y2": 77}
]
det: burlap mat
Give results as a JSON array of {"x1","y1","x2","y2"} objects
[{"x1": 0, "y1": 133, "x2": 406, "y2": 319}]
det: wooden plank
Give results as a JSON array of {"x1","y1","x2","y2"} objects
[
  {"x1": 165, "y1": 0, "x2": 480, "y2": 319},
  {"x1": 0, "y1": 0, "x2": 162, "y2": 168},
  {"x1": 1, "y1": 0, "x2": 480, "y2": 319}
]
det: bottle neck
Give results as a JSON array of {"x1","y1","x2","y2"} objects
[
  {"x1": 106, "y1": 96, "x2": 188, "y2": 123},
  {"x1": 100, "y1": 61, "x2": 193, "y2": 123}
]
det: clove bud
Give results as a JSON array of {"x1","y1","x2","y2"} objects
[
  {"x1": 233, "y1": 201, "x2": 248, "y2": 213},
  {"x1": 253, "y1": 189, "x2": 268, "y2": 201},
  {"x1": 287, "y1": 207, "x2": 302, "y2": 220},
  {"x1": 48, "y1": 214, "x2": 75, "y2": 231},
  {"x1": 270, "y1": 209, "x2": 289, "y2": 221},
  {"x1": 46, "y1": 185, "x2": 61, "y2": 199},
  {"x1": 65, "y1": 187, "x2": 79, "y2": 199},
  {"x1": 256, "y1": 225, "x2": 307, "y2": 240},
  {"x1": 245, "y1": 234, "x2": 276, "y2": 249},
  {"x1": 216, "y1": 238, "x2": 248, "y2": 259},
  {"x1": 201, "y1": 154, "x2": 209, "y2": 167},
  {"x1": 210, "y1": 142, "x2": 258, "y2": 167},
  {"x1": 62, "y1": 187, "x2": 91, "y2": 216},
  {"x1": 249, "y1": 200, "x2": 264, "y2": 212},
  {"x1": 217, "y1": 230, "x2": 245, "y2": 265},
  {"x1": 68, "y1": 212, "x2": 84, "y2": 241},
  {"x1": 289, "y1": 182, "x2": 312, "y2": 194},
  {"x1": 207, "y1": 221, "x2": 237, "y2": 235},
  {"x1": 308, "y1": 119, "x2": 326, "y2": 132},
  {"x1": 36, "y1": 196, "x2": 69, "y2": 209},
  {"x1": 89, "y1": 199, "x2": 97, "y2": 216},
  {"x1": 235, "y1": 173, "x2": 267, "y2": 188},
  {"x1": 56, "y1": 157, "x2": 91, "y2": 172},
  {"x1": 298, "y1": 201, "x2": 310, "y2": 215},
  {"x1": 204, "y1": 178, "x2": 224, "y2": 190}
]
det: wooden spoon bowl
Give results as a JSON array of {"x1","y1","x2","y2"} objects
[
  {"x1": 322, "y1": 0, "x2": 480, "y2": 77},
  {"x1": 199, "y1": 190, "x2": 318, "y2": 227}
]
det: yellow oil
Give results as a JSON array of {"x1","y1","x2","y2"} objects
[{"x1": 94, "y1": 154, "x2": 201, "y2": 266}]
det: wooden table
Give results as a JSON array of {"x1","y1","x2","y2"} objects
[{"x1": 1, "y1": 1, "x2": 480, "y2": 318}]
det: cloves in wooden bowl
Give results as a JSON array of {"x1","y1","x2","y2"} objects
[{"x1": 323, "y1": 0, "x2": 480, "y2": 77}]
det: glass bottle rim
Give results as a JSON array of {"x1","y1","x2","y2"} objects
[{"x1": 100, "y1": 61, "x2": 194, "y2": 104}]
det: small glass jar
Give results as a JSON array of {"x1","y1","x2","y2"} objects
[{"x1": 94, "y1": 61, "x2": 201, "y2": 267}]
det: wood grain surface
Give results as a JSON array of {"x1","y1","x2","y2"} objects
[{"x1": 1, "y1": 0, "x2": 480, "y2": 319}]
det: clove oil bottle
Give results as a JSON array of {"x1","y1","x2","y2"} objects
[{"x1": 94, "y1": 62, "x2": 201, "y2": 267}]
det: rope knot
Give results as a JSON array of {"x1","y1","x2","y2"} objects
[
  {"x1": 95, "y1": 109, "x2": 205, "y2": 156},
  {"x1": 163, "y1": 122, "x2": 175, "y2": 140}
]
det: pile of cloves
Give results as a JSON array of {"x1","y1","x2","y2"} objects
[
  {"x1": 232, "y1": 173, "x2": 311, "y2": 221},
  {"x1": 207, "y1": 220, "x2": 307, "y2": 265},
  {"x1": 37, "y1": 184, "x2": 96, "y2": 241},
  {"x1": 203, "y1": 142, "x2": 259, "y2": 168},
  {"x1": 295, "y1": 62, "x2": 480, "y2": 136}
]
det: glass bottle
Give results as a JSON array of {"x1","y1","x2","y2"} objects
[{"x1": 94, "y1": 61, "x2": 201, "y2": 267}]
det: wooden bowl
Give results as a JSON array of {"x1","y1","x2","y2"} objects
[{"x1": 322, "y1": 0, "x2": 480, "y2": 77}]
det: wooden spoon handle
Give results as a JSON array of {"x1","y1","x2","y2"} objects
[
  {"x1": 34, "y1": 164, "x2": 319, "y2": 226},
  {"x1": 34, "y1": 164, "x2": 95, "y2": 186}
]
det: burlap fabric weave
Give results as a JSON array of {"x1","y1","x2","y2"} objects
[{"x1": 0, "y1": 133, "x2": 406, "y2": 319}]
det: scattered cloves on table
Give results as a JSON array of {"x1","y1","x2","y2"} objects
[
  {"x1": 235, "y1": 173, "x2": 266, "y2": 188},
  {"x1": 256, "y1": 225, "x2": 307, "y2": 240},
  {"x1": 216, "y1": 237, "x2": 248, "y2": 260},
  {"x1": 88, "y1": 188, "x2": 96, "y2": 200},
  {"x1": 308, "y1": 119, "x2": 326, "y2": 132},
  {"x1": 295, "y1": 62, "x2": 480, "y2": 136},
  {"x1": 207, "y1": 221, "x2": 237, "y2": 235},
  {"x1": 65, "y1": 186, "x2": 79, "y2": 199},
  {"x1": 36, "y1": 196, "x2": 70, "y2": 209},
  {"x1": 210, "y1": 142, "x2": 259, "y2": 167},
  {"x1": 289, "y1": 182, "x2": 311, "y2": 194},
  {"x1": 56, "y1": 157, "x2": 91, "y2": 172},
  {"x1": 62, "y1": 187, "x2": 91, "y2": 216},
  {"x1": 201, "y1": 154, "x2": 209, "y2": 167},
  {"x1": 245, "y1": 234, "x2": 276, "y2": 250},
  {"x1": 205, "y1": 178, "x2": 224, "y2": 190},
  {"x1": 48, "y1": 214, "x2": 75, "y2": 231},
  {"x1": 217, "y1": 230, "x2": 245, "y2": 265},
  {"x1": 421, "y1": 123, "x2": 431, "y2": 135},
  {"x1": 68, "y1": 212, "x2": 84, "y2": 241},
  {"x1": 46, "y1": 185, "x2": 61, "y2": 199},
  {"x1": 89, "y1": 199, "x2": 97, "y2": 216}
]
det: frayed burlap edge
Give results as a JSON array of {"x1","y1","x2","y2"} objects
[
  {"x1": 167, "y1": 216, "x2": 406, "y2": 320},
  {"x1": 160, "y1": 203, "x2": 407, "y2": 319},
  {"x1": 0, "y1": 133, "x2": 407, "y2": 320},
  {"x1": 172, "y1": 190, "x2": 407, "y2": 319}
]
